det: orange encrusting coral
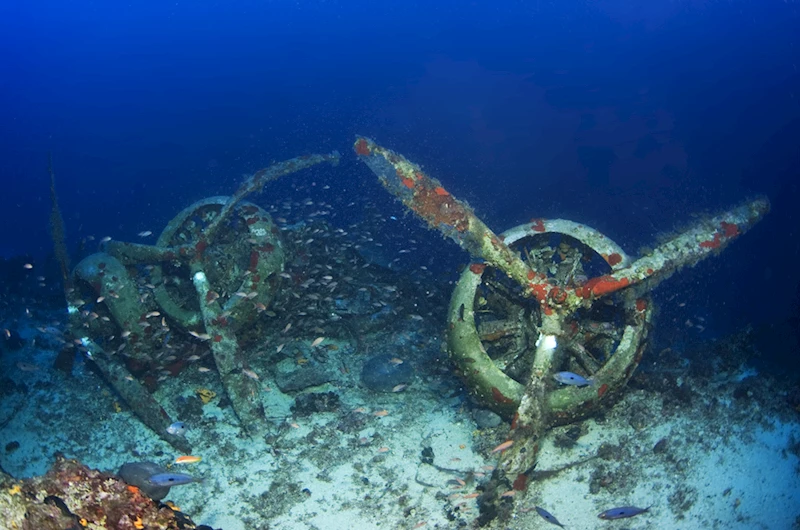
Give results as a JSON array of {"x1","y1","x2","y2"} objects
[
  {"x1": 529, "y1": 218, "x2": 546, "y2": 232},
  {"x1": 606, "y1": 252, "x2": 622, "y2": 266},
  {"x1": 404, "y1": 176, "x2": 471, "y2": 233},
  {"x1": 354, "y1": 138, "x2": 371, "y2": 156},
  {"x1": 575, "y1": 276, "x2": 630, "y2": 298}
]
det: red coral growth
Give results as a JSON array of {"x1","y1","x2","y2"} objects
[
  {"x1": 211, "y1": 316, "x2": 229, "y2": 328},
  {"x1": 635, "y1": 298, "x2": 648, "y2": 312},
  {"x1": 699, "y1": 233, "x2": 722, "y2": 249},
  {"x1": 512, "y1": 473, "x2": 529, "y2": 491},
  {"x1": 529, "y1": 218, "x2": 546, "y2": 232},
  {"x1": 597, "y1": 383, "x2": 609, "y2": 397},
  {"x1": 409, "y1": 180, "x2": 470, "y2": 232},
  {"x1": 530, "y1": 283, "x2": 548, "y2": 302},
  {"x1": 720, "y1": 221, "x2": 739, "y2": 237},
  {"x1": 249, "y1": 250, "x2": 259, "y2": 272},
  {"x1": 213, "y1": 334, "x2": 222, "y2": 343},
  {"x1": 164, "y1": 359, "x2": 185, "y2": 376},
  {"x1": 433, "y1": 186, "x2": 449, "y2": 196},
  {"x1": 354, "y1": 138, "x2": 371, "y2": 156},
  {"x1": 469, "y1": 263, "x2": 486, "y2": 275},
  {"x1": 606, "y1": 253, "x2": 622, "y2": 266},
  {"x1": 194, "y1": 240, "x2": 208, "y2": 255},
  {"x1": 491, "y1": 386, "x2": 515, "y2": 404},
  {"x1": 549, "y1": 287, "x2": 567, "y2": 304},
  {"x1": 577, "y1": 276, "x2": 630, "y2": 298},
  {"x1": 256, "y1": 243, "x2": 275, "y2": 253},
  {"x1": 10, "y1": 455, "x2": 190, "y2": 529},
  {"x1": 245, "y1": 217, "x2": 258, "y2": 225},
  {"x1": 401, "y1": 177, "x2": 415, "y2": 189}
]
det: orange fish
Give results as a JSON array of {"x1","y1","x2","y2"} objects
[
  {"x1": 491, "y1": 440, "x2": 514, "y2": 453},
  {"x1": 174, "y1": 455, "x2": 202, "y2": 464}
]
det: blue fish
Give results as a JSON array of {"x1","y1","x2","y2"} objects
[
  {"x1": 535, "y1": 506, "x2": 565, "y2": 527},
  {"x1": 166, "y1": 421, "x2": 187, "y2": 436},
  {"x1": 598, "y1": 505, "x2": 650, "y2": 519},
  {"x1": 553, "y1": 371, "x2": 593, "y2": 386},
  {"x1": 147, "y1": 472, "x2": 201, "y2": 487}
]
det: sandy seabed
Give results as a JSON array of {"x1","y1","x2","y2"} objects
[{"x1": 1, "y1": 314, "x2": 799, "y2": 530}]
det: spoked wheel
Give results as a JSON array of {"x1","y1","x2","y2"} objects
[
  {"x1": 447, "y1": 219, "x2": 653, "y2": 421},
  {"x1": 150, "y1": 197, "x2": 285, "y2": 331}
]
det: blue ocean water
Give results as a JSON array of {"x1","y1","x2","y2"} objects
[{"x1": 1, "y1": 1, "x2": 799, "y2": 529}]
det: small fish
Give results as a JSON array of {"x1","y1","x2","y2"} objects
[
  {"x1": 500, "y1": 490, "x2": 516, "y2": 498},
  {"x1": 242, "y1": 368, "x2": 260, "y2": 380},
  {"x1": 147, "y1": 472, "x2": 201, "y2": 487},
  {"x1": 535, "y1": 506, "x2": 565, "y2": 527},
  {"x1": 138, "y1": 231, "x2": 153, "y2": 237},
  {"x1": 373, "y1": 409, "x2": 389, "y2": 417},
  {"x1": 391, "y1": 384, "x2": 408, "y2": 392},
  {"x1": 16, "y1": 362, "x2": 40, "y2": 372},
  {"x1": 388, "y1": 357, "x2": 404, "y2": 365},
  {"x1": 188, "y1": 331, "x2": 211, "y2": 341},
  {"x1": 100, "y1": 236, "x2": 112, "y2": 243},
  {"x1": 23, "y1": 263, "x2": 33, "y2": 269},
  {"x1": 598, "y1": 506, "x2": 650, "y2": 520},
  {"x1": 197, "y1": 367, "x2": 211, "y2": 373},
  {"x1": 310, "y1": 337, "x2": 325, "y2": 347},
  {"x1": 491, "y1": 440, "x2": 514, "y2": 453},
  {"x1": 553, "y1": 371, "x2": 593, "y2": 386},
  {"x1": 174, "y1": 455, "x2": 202, "y2": 464},
  {"x1": 166, "y1": 421, "x2": 187, "y2": 436}
]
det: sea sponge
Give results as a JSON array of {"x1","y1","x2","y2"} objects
[{"x1": 195, "y1": 388, "x2": 216, "y2": 404}]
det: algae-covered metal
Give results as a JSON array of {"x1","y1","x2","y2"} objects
[
  {"x1": 354, "y1": 136, "x2": 769, "y2": 506},
  {"x1": 68, "y1": 151, "x2": 339, "y2": 447}
]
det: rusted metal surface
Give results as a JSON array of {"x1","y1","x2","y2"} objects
[{"x1": 354, "y1": 136, "x2": 770, "y2": 518}]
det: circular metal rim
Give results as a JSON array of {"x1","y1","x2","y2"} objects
[
  {"x1": 151, "y1": 197, "x2": 285, "y2": 329},
  {"x1": 446, "y1": 219, "x2": 652, "y2": 419}
]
